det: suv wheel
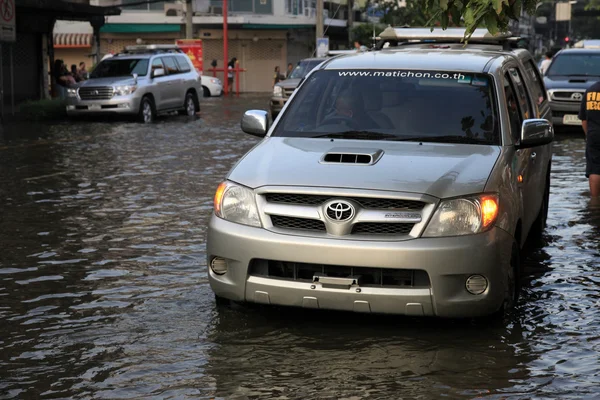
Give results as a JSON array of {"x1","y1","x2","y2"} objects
[
  {"x1": 185, "y1": 92, "x2": 197, "y2": 116},
  {"x1": 139, "y1": 96, "x2": 155, "y2": 124},
  {"x1": 179, "y1": 92, "x2": 198, "y2": 117},
  {"x1": 203, "y1": 86, "x2": 210, "y2": 98}
]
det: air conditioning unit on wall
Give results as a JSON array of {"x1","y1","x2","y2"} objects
[
  {"x1": 165, "y1": 3, "x2": 184, "y2": 16},
  {"x1": 304, "y1": 7, "x2": 316, "y2": 18}
]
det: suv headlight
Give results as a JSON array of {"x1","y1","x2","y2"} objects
[
  {"x1": 547, "y1": 90, "x2": 554, "y2": 101},
  {"x1": 214, "y1": 181, "x2": 261, "y2": 227},
  {"x1": 423, "y1": 194, "x2": 499, "y2": 237},
  {"x1": 273, "y1": 86, "x2": 283, "y2": 97},
  {"x1": 67, "y1": 88, "x2": 78, "y2": 98},
  {"x1": 114, "y1": 85, "x2": 137, "y2": 96},
  {"x1": 210, "y1": 78, "x2": 220, "y2": 85}
]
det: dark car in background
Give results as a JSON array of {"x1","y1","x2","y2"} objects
[
  {"x1": 544, "y1": 48, "x2": 600, "y2": 128},
  {"x1": 270, "y1": 57, "x2": 327, "y2": 119}
]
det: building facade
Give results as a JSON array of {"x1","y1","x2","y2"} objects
[{"x1": 53, "y1": 0, "x2": 367, "y2": 92}]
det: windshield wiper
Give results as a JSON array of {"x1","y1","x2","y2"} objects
[
  {"x1": 312, "y1": 131, "x2": 400, "y2": 140},
  {"x1": 398, "y1": 135, "x2": 492, "y2": 144}
]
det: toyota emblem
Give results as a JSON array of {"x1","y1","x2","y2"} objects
[
  {"x1": 326, "y1": 201, "x2": 355, "y2": 221},
  {"x1": 571, "y1": 92, "x2": 583, "y2": 101},
  {"x1": 93, "y1": 90, "x2": 99, "y2": 96}
]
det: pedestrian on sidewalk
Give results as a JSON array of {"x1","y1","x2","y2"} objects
[
  {"x1": 273, "y1": 66, "x2": 284, "y2": 87},
  {"x1": 579, "y1": 82, "x2": 600, "y2": 197},
  {"x1": 227, "y1": 57, "x2": 237, "y2": 94}
]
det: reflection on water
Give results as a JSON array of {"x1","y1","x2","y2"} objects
[{"x1": 0, "y1": 103, "x2": 599, "y2": 398}]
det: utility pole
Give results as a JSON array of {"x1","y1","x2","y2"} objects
[
  {"x1": 185, "y1": 0, "x2": 193, "y2": 39},
  {"x1": 316, "y1": 0, "x2": 324, "y2": 39},
  {"x1": 347, "y1": 0, "x2": 354, "y2": 47}
]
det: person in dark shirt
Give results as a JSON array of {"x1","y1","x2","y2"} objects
[{"x1": 578, "y1": 81, "x2": 600, "y2": 197}]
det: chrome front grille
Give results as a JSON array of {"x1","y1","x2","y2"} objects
[
  {"x1": 551, "y1": 90, "x2": 585, "y2": 102},
  {"x1": 283, "y1": 88, "x2": 295, "y2": 98},
  {"x1": 265, "y1": 193, "x2": 424, "y2": 210},
  {"x1": 262, "y1": 191, "x2": 431, "y2": 239},
  {"x1": 78, "y1": 86, "x2": 114, "y2": 100}
]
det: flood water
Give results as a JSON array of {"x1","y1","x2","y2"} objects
[{"x1": 1, "y1": 94, "x2": 599, "y2": 399}]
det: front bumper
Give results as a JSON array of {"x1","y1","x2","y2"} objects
[
  {"x1": 549, "y1": 100, "x2": 583, "y2": 127},
  {"x1": 207, "y1": 216, "x2": 514, "y2": 318},
  {"x1": 205, "y1": 83, "x2": 222, "y2": 96},
  {"x1": 65, "y1": 95, "x2": 141, "y2": 116}
]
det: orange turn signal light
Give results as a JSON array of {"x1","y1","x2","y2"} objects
[
  {"x1": 481, "y1": 196, "x2": 499, "y2": 229},
  {"x1": 214, "y1": 182, "x2": 227, "y2": 215}
]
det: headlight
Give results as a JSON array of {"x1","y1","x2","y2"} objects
[
  {"x1": 214, "y1": 181, "x2": 261, "y2": 227},
  {"x1": 547, "y1": 90, "x2": 554, "y2": 100},
  {"x1": 114, "y1": 85, "x2": 137, "y2": 96},
  {"x1": 273, "y1": 86, "x2": 283, "y2": 97},
  {"x1": 423, "y1": 194, "x2": 499, "y2": 237},
  {"x1": 210, "y1": 78, "x2": 220, "y2": 85},
  {"x1": 67, "y1": 88, "x2": 78, "y2": 98}
]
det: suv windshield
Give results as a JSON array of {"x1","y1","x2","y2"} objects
[
  {"x1": 273, "y1": 69, "x2": 498, "y2": 145},
  {"x1": 288, "y1": 60, "x2": 323, "y2": 80},
  {"x1": 546, "y1": 53, "x2": 600, "y2": 76},
  {"x1": 90, "y1": 58, "x2": 150, "y2": 78}
]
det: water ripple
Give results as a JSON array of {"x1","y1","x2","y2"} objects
[{"x1": 0, "y1": 99, "x2": 598, "y2": 398}]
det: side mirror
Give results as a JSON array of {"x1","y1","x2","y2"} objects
[
  {"x1": 518, "y1": 119, "x2": 554, "y2": 148},
  {"x1": 152, "y1": 68, "x2": 165, "y2": 78},
  {"x1": 241, "y1": 110, "x2": 269, "y2": 137}
]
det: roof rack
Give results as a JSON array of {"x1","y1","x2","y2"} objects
[
  {"x1": 118, "y1": 44, "x2": 184, "y2": 55},
  {"x1": 374, "y1": 27, "x2": 520, "y2": 51}
]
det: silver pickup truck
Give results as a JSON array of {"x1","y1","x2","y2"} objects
[{"x1": 208, "y1": 28, "x2": 554, "y2": 319}]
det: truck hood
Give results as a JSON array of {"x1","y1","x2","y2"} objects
[
  {"x1": 276, "y1": 79, "x2": 302, "y2": 90},
  {"x1": 228, "y1": 138, "x2": 501, "y2": 199},
  {"x1": 544, "y1": 75, "x2": 598, "y2": 90}
]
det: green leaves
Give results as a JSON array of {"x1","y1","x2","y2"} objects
[
  {"x1": 485, "y1": 13, "x2": 499, "y2": 34},
  {"x1": 367, "y1": 0, "x2": 534, "y2": 40}
]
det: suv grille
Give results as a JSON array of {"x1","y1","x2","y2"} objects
[
  {"x1": 265, "y1": 193, "x2": 424, "y2": 210},
  {"x1": 249, "y1": 259, "x2": 431, "y2": 288},
  {"x1": 79, "y1": 87, "x2": 114, "y2": 100}
]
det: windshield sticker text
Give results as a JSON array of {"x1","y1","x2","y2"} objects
[{"x1": 337, "y1": 71, "x2": 467, "y2": 81}]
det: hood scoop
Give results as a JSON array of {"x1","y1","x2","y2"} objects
[{"x1": 320, "y1": 148, "x2": 384, "y2": 165}]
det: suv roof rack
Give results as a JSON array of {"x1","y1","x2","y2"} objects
[
  {"x1": 374, "y1": 27, "x2": 521, "y2": 51},
  {"x1": 118, "y1": 44, "x2": 184, "y2": 55}
]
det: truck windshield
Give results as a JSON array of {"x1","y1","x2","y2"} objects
[
  {"x1": 90, "y1": 59, "x2": 150, "y2": 78},
  {"x1": 272, "y1": 69, "x2": 499, "y2": 145},
  {"x1": 546, "y1": 53, "x2": 600, "y2": 76},
  {"x1": 288, "y1": 60, "x2": 323, "y2": 80}
]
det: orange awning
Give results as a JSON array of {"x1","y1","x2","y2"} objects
[{"x1": 53, "y1": 33, "x2": 93, "y2": 48}]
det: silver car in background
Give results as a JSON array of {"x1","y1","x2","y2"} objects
[
  {"x1": 66, "y1": 45, "x2": 202, "y2": 123},
  {"x1": 207, "y1": 28, "x2": 554, "y2": 319}
]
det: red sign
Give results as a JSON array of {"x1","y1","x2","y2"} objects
[{"x1": 176, "y1": 39, "x2": 203, "y2": 73}]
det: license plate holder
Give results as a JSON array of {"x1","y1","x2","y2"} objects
[
  {"x1": 563, "y1": 114, "x2": 582, "y2": 125},
  {"x1": 88, "y1": 103, "x2": 101, "y2": 111}
]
